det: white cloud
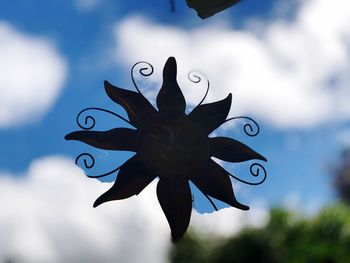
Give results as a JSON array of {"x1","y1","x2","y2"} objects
[
  {"x1": 0, "y1": 157, "x2": 169, "y2": 263},
  {"x1": 0, "y1": 156, "x2": 268, "y2": 262},
  {"x1": 112, "y1": 0, "x2": 350, "y2": 129},
  {"x1": 191, "y1": 202, "x2": 269, "y2": 237},
  {"x1": 0, "y1": 22, "x2": 67, "y2": 128}
]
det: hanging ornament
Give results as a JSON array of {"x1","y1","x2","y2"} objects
[
  {"x1": 187, "y1": 0, "x2": 241, "y2": 19},
  {"x1": 65, "y1": 57, "x2": 267, "y2": 241}
]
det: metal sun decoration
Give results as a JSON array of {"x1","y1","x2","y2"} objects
[{"x1": 65, "y1": 57, "x2": 267, "y2": 242}]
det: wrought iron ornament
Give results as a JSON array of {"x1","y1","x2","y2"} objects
[
  {"x1": 187, "y1": 0, "x2": 241, "y2": 19},
  {"x1": 65, "y1": 57, "x2": 267, "y2": 242}
]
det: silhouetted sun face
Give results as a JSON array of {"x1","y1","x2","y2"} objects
[
  {"x1": 65, "y1": 57, "x2": 267, "y2": 241},
  {"x1": 138, "y1": 112, "x2": 209, "y2": 179}
]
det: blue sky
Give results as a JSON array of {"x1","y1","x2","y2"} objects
[{"x1": 1, "y1": 0, "x2": 350, "y2": 261}]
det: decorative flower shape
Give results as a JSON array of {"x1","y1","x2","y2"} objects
[{"x1": 65, "y1": 57, "x2": 267, "y2": 241}]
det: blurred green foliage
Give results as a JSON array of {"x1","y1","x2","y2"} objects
[{"x1": 170, "y1": 204, "x2": 350, "y2": 263}]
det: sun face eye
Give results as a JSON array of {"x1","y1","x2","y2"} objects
[{"x1": 138, "y1": 112, "x2": 210, "y2": 179}]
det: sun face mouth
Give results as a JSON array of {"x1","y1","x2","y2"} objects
[{"x1": 138, "y1": 112, "x2": 209, "y2": 179}]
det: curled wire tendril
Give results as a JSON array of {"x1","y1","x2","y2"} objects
[
  {"x1": 75, "y1": 153, "x2": 95, "y2": 168},
  {"x1": 204, "y1": 194, "x2": 219, "y2": 211},
  {"x1": 223, "y1": 116, "x2": 260, "y2": 137},
  {"x1": 228, "y1": 163, "x2": 267, "y2": 185},
  {"x1": 131, "y1": 61, "x2": 154, "y2": 97},
  {"x1": 188, "y1": 71, "x2": 210, "y2": 110},
  {"x1": 76, "y1": 107, "x2": 132, "y2": 130},
  {"x1": 75, "y1": 153, "x2": 127, "y2": 178}
]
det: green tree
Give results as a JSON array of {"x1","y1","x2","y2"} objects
[{"x1": 170, "y1": 204, "x2": 350, "y2": 263}]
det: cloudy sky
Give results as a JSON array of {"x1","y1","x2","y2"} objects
[{"x1": 0, "y1": 0, "x2": 350, "y2": 261}]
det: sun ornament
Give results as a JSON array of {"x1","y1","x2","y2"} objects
[{"x1": 65, "y1": 57, "x2": 267, "y2": 241}]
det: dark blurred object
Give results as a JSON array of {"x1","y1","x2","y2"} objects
[
  {"x1": 334, "y1": 149, "x2": 350, "y2": 204},
  {"x1": 214, "y1": 231, "x2": 278, "y2": 263},
  {"x1": 170, "y1": 0, "x2": 176, "y2": 12},
  {"x1": 187, "y1": 0, "x2": 240, "y2": 19},
  {"x1": 169, "y1": 232, "x2": 209, "y2": 263},
  {"x1": 170, "y1": 205, "x2": 350, "y2": 263}
]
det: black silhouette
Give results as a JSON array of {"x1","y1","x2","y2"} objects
[
  {"x1": 187, "y1": 0, "x2": 241, "y2": 19},
  {"x1": 65, "y1": 57, "x2": 267, "y2": 241}
]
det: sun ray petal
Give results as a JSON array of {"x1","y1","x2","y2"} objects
[
  {"x1": 189, "y1": 94, "x2": 232, "y2": 134},
  {"x1": 210, "y1": 137, "x2": 267, "y2": 162},
  {"x1": 156, "y1": 178, "x2": 192, "y2": 242},
  {"x1": 191, "y1": 159, "x2": 249, "y2": 211},
  {"x1": 104, "y1": 80, "x2": 157, "y2": 128},
  {"x1": 93, "y1": 155, "x2": 157, "y2": 207},
  {"x1": 65, "y1": 128, "x2": 138, "y2": 151},
  {"x1": 156, "y1": 57, "x2": 186, "y2": 113}
]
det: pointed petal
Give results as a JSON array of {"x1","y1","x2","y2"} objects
[
  {"x1": 65, "y1": 128, "x2": 137, "y2": 152},
  {"x1": 189, "y1": 94, "x2": 232, "y2": 135},
  {"x1": 104, "y1": 80, "x2": 157, "y2": 128},
  {"x1": 157, "y1": 178, "x2": 192, "y2": 242},
  {"x1": 94, "y1": 155, "x2": 156, "y2": 207},
  {"x1": 210, "y1": 137, "x2": 267, "y2": 162},
  {"x1": 191, "y1": 160, "x2": 249, "y2": 210},
  {"x1": 156, "y1": 57, "x2": 186, "y2": 113}
]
